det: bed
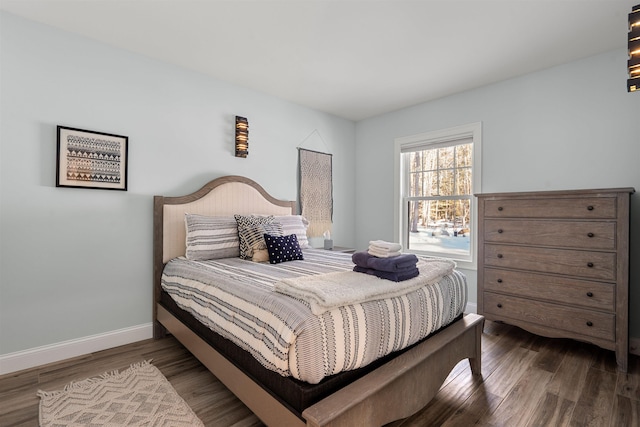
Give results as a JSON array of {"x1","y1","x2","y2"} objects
[{"x1": 153, "y1": 175, "x2": 484, "y2": 427}]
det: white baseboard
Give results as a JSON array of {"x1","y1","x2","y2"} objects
[
  {"x1": 465, "y1": 302, "x2": 477, "y2": 314},
  {"x1": 0, "y1": 323, "x2": 153, "y2": 375},
  {"x1": 2, "y1": 313, "x2": 632, "y2": 375}
]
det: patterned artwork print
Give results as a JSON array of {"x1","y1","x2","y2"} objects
[{"x1": 65, "y1": 134, "x2": 122, "y2": 184}]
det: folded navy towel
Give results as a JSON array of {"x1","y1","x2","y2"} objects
[
  {"x1": 353, "y1": 265, "x2": 420, "y2": 282},
  {"x1": 352, "y1": 251, "x2": 375, "y2": 268},
  {"x1": 352, "y1": 251, "x2": 418, "y2": 273},
  {"x1": 367, "y1": 253, "x2": 418, "y2": 272}
]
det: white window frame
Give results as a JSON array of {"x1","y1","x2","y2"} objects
[{"x1": 393, "y1": 122, "x2": 482, "y2": 269}]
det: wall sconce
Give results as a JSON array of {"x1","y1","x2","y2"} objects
[
  {"x1": 629, "y1": 4, "x2": 640, "y2": 92},
  {"x1": 235, "y1": 116, "x2": 249, "y2": 157}
]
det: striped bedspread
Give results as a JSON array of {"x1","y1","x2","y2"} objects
[{"x1": 161, "y1": 249, "x2": 467, "y2": 384}]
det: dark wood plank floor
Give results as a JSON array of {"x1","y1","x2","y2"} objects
[{"x1": 1, "y1": 320, "x2": 639, "y2": 426}]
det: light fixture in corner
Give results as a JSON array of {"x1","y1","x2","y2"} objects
[
  {"x1": 629, "y1": 4, "x2": 640, "y2": 92},
  {"x1": 235, "y1": 116, "x2": 249, "y2": 157}
]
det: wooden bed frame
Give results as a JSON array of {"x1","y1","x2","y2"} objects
[{"x1": 153, "y1": 175, "x2": 484, "y2": 427}]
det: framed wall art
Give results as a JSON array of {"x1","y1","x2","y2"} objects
[{"x1": 56, "y1": 126, "x2": 128, "y2": 191}]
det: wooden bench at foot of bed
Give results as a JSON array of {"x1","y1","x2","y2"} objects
[{"x1": 158, "y1": 304, "x2": 484, "y2": 427}]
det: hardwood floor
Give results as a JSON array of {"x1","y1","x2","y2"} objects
[{"x1": 1, "y1": 320, "x2": 639, "y2": 426}]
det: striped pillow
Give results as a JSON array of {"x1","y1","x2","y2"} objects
[
  {"x1": 184, "y1": 214, "x2": 239, "y2": 260},
  {"x1": 234, "y1": 215, "x2": 283, "y2": 259},
  {"x1": 274, "y1": 215, "x2": 310, "y2": 249}
]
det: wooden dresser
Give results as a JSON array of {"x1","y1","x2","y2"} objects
[{"x1": 476, "y1": 188, "x2": 634, "y2": 372}]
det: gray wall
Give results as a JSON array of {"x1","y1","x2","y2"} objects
[
  {"x1": 0, "y1": 12, "x2": 356, "y2": 355},
  {"x1": 355, "y1": 49, "x2": 640, "y2": 336}
]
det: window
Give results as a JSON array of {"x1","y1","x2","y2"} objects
[{"x1": 394, "y1": 122, "x2": 481, "y2": 268}]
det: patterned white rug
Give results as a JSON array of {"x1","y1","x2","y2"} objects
[{"x1": 38, "y1": 360, "x2": 203, "y2": 426}]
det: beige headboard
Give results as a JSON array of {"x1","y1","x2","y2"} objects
[{"x1": 156, "y1": 175, "x2": 295, "y2": 264}]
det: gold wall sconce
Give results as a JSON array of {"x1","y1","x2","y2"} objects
[
  {"x1": 235, "y1": 116, "x2": 249, "y2": 157},
  {"x1": 629, "y1": 4, "x2": 640, "y2": 92}
]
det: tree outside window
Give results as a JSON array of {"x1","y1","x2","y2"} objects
[
  {"x1": 395, "y1": 122, "x2": 481, "y2": 267},
  {"x1": 406, "y1": 143, "x2": 472, "y2": 258}
]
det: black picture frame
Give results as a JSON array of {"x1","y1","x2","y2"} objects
[{"x1": 56, "y1": 126, "x2": 128, "y2": 191}]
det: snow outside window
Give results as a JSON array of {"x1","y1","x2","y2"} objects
[{"x1": 394, "y1": 122, "x2": 482, "y2": 269}]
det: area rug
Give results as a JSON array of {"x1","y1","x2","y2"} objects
[{"x1": 38, "y1": 360, "x2": 203, "y2": 426}]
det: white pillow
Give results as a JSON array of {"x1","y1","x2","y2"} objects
[{"x1": 274, "y1": 215, "x2": 311, "y2": 249}]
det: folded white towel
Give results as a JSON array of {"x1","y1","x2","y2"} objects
[
  {"x1": 368, "y1": 240, "x2": 402, "y2": 252},
  {"x1": 368, "y1": 247, "x2": 401, "y2": 258}
]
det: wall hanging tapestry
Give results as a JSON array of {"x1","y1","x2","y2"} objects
[
  {"x1": 298, "y1": 148, "x2": 333, "y2": 238},
  {"x1": 38, "y1": 360, "x2": 203, "y2": 426}
]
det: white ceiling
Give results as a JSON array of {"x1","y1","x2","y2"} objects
[{"x1": 0, "y1": 0, "x2": 635, "y2": 121}]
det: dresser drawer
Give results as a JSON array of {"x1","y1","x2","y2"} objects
[
  {"x1": 483, "y1": 268, "x2": 614, "y2": 311},
  {"x1": 483, "y1": 219, "x2": 616, "y2": 250},
  {"x1": 483, "y1": 197, "x2": 617, "y2": 219},
  {"x1": 484, "y1": 292, "x2": 615, "y2": 341},
  {"x1": 484, "y1": 244, "x2": 616, "y2": 281}
]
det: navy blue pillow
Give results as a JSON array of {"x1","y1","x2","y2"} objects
[{"x1": 264, "y1": 233, "x2": 304, "y2": 264}]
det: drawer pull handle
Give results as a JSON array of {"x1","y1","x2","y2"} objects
[
  {"x1": 586, "y1": 321, "x2": 593, "y2": 327},
  {"x1": 498, "y1": 207, "x2": 503, "y2": 211},
  {"x1": 498, "y1": 229, "x2": 504, "y2": 233},
  {"x1": 587, "y1": 262, "x2": 594, "y2": 268},
  {"x1": 497, "y1": 254, "x2": 503, "y2": 259},
  {"x1": 587, "y1": 292, "x2": 594, "y2": 297},
  {"x1": 497, "y1": 278, "x2": 503, "y2": 283},
  {"x1": 587, "y1": 205, "x2": 594, "y2": 211},
  {"x1": 497, "y1": 303, "x2": 503, "y2": 308},
  {"x1": 587, "y1": 232, "x2": 594, "y2": 238}
]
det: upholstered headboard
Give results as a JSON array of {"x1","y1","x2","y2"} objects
[{"x1": 157, "y1": 176, "x2": 294, "y2": 263}]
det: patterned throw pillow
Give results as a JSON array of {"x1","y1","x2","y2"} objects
[
  {"x1": 234, "y1": 215, "x2": 282, "y2": 259},
  {"x1": 264, "y1": 233, "x2": 304, "y2": 264},
  {"x1": 184, "y1": 214, "x2": 239, "y2": 260},
  {"x1": 274, "y1": 215, "x2": 311, "y2": 249},
  {"x1": 247, "y1": 223, "x2": 282, "y2": 254}
]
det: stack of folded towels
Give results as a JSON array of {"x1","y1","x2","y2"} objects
[
  {"x1": 352, "y1": 240, "x2": 419, "y2": 282},
  {"x1": 367, "y1": 240, "x2": 402, "y2": 258}
]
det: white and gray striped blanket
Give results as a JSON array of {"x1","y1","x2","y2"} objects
[{"x1": 161, "y1": 249, "x2": 467, "y2": 384}]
